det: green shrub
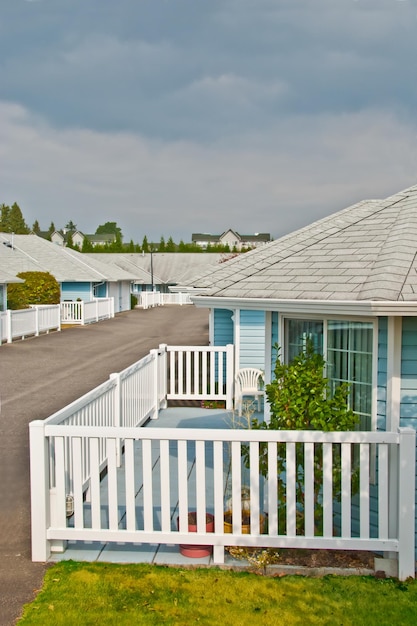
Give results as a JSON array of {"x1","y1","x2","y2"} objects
[
  {"x1": 247, "y1": 341, "x2": 359, "y2": 534},
  {"x1": 7, "y1": 271, "x2": 60, "y2": 310}
]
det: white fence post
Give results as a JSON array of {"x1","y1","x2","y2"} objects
[
  {"x1": 29, "y1": 420, "x2": 51, "y2": 562},
  {"x1": 225, "y1": 343, "x2": 234, "y2": 410},
  {"x1": 397, "y1": 427, "x2": 416, "y2": 580},
  {"x1": 150, "y1": 348, "x2": 159, "y2": 419},
  {"x1": 80, "y1": 301, "x2": 85, "y2": 325},
  {"x1": 7, "y1": 309, "x2": 12, "y2": 343},
  {"x1": 110, "y1": 372, "x2": 122, "y2": 466},
  {"x1": 159, "y1": 344, "x2": 168, "y2": 409}
]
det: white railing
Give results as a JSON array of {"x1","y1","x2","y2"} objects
[
  {"x1": 140, "y1": 292, "x2": 192, "y2": 310},
  {"x1": 167, "y1": 344, "x2": 234, "y2": 406},
  {"x1": 0, "y1": 305, "x2": 61, "y2": 345},
  {"x1": 30, "y1": 422, "x2": 416, "y2": 580},
  {"x1": 60, "y1": 298, "x2": 115, "y2": 325}
]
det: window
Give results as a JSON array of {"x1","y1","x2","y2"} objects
[{"x1": 284, "y1": 318, "x2": 373, "y2": 430}]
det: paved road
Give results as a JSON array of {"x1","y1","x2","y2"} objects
[{"x1": 0, "y1": 306, "x2": 209, "y2": 625}]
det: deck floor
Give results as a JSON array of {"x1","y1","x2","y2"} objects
[{"x1": 49, "y1": 407, "x2": 263, "y2": 567}]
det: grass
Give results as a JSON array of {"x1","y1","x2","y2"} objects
[{"x1": 18, "y1": 562, "x2": 417, "y2": 625}]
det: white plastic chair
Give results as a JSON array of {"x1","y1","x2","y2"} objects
[{"x1": 234, "y1": 368, "x2": 264, "y2": 416}]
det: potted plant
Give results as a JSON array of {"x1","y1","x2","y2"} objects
[
  {"x1": 177, "y1": 511, "x2": 215, "y2": 558},
  {"x1": 223, "y1": 486, "x2": 266, "y2": 534}
]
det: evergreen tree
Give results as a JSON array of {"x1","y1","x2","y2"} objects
[
  {"x1": 142, "y1": 235, "x2": 149, "y2": 253},
  {"x1": 81, "y1": 237, "x2": 94, "y2": 252},
  {"x1": 166, "y1": 236, "x2": 176, "y2": 252},
  {"x1": 66, "y1": 232, "x2": 74, "y2": 248},
  {"x1": 32, "y1": 220, "x2": 41, "y2": 234},
  {"x1": 8, "y1": 203, "x2": 29, "y2": 233},
  {"x1": 178, "y1": 239, "x2": 187, "y2": 252},
  {"x1": 47, "y1": 222, "x2": 56, "y2": 239},
  {"x1": 158, "y1": 236, "x2": 166, "y2": 252},
  {"x1": 0, "y1": 204, "x2": 10, "y2": 231},
  {"x1": 64, "y1": 220, "x2": 77, "y2": 232}
]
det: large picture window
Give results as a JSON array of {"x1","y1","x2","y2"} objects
[{"x1": 284, "y1": 318, "x2": 373, "y2": 430}]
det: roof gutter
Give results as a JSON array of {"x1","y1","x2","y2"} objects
[{"x1": 190, "y1": 296, "x2": 417, "y2": 317}]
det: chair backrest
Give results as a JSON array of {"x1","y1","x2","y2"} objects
[{"x1": 235, "y1": 368, "x2": 263, "y2": 393}]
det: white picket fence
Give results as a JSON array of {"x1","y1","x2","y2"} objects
[
  {"x1": 139, "y1": 291, "x2": 192, "y2": 309},
  {"x1": 30, "y1": 423, "x2": 416, "y2": 579},
  {"x1": 60, "y1": 298, "x2": 115, "y2": 324},
  {"x1": 0, "y1": 305, "x2": 61, "y2": 344},
  {"x1": 29, "y1": 343, "x2": 416, "y2": 578}
]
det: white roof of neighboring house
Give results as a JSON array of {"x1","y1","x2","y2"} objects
[
  {"x1": 86, "y1": 253, "x2": 226, "y2": 285},
  {"x1": 188, "y1": 184, "x2": 417, "y2": 302},
  {"x1": 0, "y1": 234, "x2": 137, "y2": 283}
]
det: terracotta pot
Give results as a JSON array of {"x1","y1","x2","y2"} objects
[
  {"x1": 177, "y1": 512, "x2": 215, "y2": 558},
  {"x1": 224, "y1": 510, "x2": 266, "y2": 535}
]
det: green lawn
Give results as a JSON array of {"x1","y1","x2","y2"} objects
[{"x1": 19, "y1": 562, "x2": 417, "y2": 625}]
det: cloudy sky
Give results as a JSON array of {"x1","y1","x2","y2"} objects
[{"x1": 1, "y1": 0, "x2": 417, "y2": 243}]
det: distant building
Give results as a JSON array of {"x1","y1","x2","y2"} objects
[
  {"x1": 49, "y1": 230, "x2": 116, "y2": 247},
  {"x1": 192, "y1": 229, "x2": 272, "y2": 251}
]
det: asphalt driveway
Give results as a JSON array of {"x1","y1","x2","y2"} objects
[{"x1": 0, "y1": 305, "x2": 209, "y2": 625}]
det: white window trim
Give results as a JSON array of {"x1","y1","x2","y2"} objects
[{"x1": 278, "y1": 312, "x2": 378, "y2": 431}]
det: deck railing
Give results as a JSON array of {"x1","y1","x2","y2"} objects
[
  {"x1": 60, "y1": 298, "x2": 114, "y2": 325},
  {"x1": 140, "y1": 292, "x2": 192, "y2": 309},
  {"x1": 0, "y1": 305, "x2": 61, "y2": 344},
  {"x1": 30, "y1": 421, "x2": 416, "y2": 579}
]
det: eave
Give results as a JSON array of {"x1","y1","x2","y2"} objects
[{"x1": 190, "y1": 296, "x2": 417, "y2": 317}]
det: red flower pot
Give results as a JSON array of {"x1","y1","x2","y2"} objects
[{"x1": 177, "y1": 512, "x2": 215, "y2": 558}]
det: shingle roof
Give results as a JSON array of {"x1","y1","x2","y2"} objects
[
  {"x1": 87, "y1": 253, "x2": 225, "y2": 285},
  {"x1": 189, "y1": 184, "x2": 417, "y2": 302},
  {"x1": 0, "y1": 234, "x2": 137, "y2": 282}
]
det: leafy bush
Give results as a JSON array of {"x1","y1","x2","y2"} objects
[
  {"x1": 248, "y1": 341, "x2": 359, "y2": 534},
  {"x1": 7, "y1": 271, "x2": 60, "y2": 310}
]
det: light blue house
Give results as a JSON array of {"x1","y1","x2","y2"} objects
[
  {"x1": 0, "y1": 234, "x2": 137, "y2": 312},
  {"x1": 188, "y1": 184, "x2": 417, "y2": 551}
]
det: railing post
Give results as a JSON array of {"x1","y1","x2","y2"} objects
[
  {"x1": 96, "y1": 299, "x2": 99, "y2": 322},
  {"x1": 29, "y1": 420, "x2": 51, "y2": 562},
  {"x1": 110, "y1": 372, "x2": 122, "y2": 466},
  {"x1": 159, "y1": 344, "x2": 168, "y2": 409},
  {"x1": 225, "y1": 344, "x2": 234, "y2": 410},
  {"x1": 397, "y1": 427, "x2": 416, "y2": 580},
  {"x1": 34, "y1": 306, "x2": 40, "y2": 336},
  {"x1": 150, "y1": 348, "x2": 159, "y2": 419},
  {"x1": 7, "y1": 309, "x2": 12, "y2": 343},
  {"x1": 110, "y1": 297, "x2": 115, "y2": 318},
  {"x1": 81, "y1": 301, "x2": 85, "y2": 325}
]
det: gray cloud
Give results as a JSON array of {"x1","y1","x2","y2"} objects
[{"x1": 0, "y1": 0, "x2": 416, "y2": 242}]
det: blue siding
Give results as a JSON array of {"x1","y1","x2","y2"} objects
[
  {"x1": 401, "y1": 317, "x2": 417, "y2": 556},
  {"x1": 213, "y1": 309, "x2": 233, "y2": 346},
  {"x1": 271, "y1": 311, "x2": 279, "y2": 374},
  {"x1": 401, "y1": 318, "x2": 417, "y2": 428},
  {"x1": 377, "y1": 317, "x2": 388, "y2": 431},
  {"x1": 61, "y1": 282, "x2": 91, "y2": 301},
  {"x1": 239, "y1": 310, "x2": 265, "y2": 369}
]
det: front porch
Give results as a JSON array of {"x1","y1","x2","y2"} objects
[
  {"x1": 47, "y1": 407, "x2": 244, "y2": 567},
  {"x1": 29, "y1": 344, "x2": 416, "y2": 580}
]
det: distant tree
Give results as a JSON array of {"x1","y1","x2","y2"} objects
[
  {"x1": 166, "y1": 236, "x2": 176, "y2": 252},
  {"x1": 142, "y1": 235, "x2": 149, "y2": 253},
  {"x1": 0, "y1": 204, "x2": 10, "y2": 231},
  {"x1": 66, "y1": 232, "x2": 74, "y2": 248},
  {"x1": 158, "y1": 236, "x2": 166, "y2": 252},
  {"x1": 127, "y1": 239, "x2": 136, "y2": 253},
  {"x1": 32, "y1": 220, "x2": 41, "y2": 234},
  {"x1": 96, "y1": 222, "x2": 123, "y2": 238},
  {"x1": 7, "y1": 271, "x2": 60, "y2": 310},
  {"x1": 48, "y1": 222, "x2": 56, "y2": 238},
  {"x1": 8, "y1": 203, "x2": 30, "y2": 233},
  {"x1": 64, "y1": 220, "x2": 77, "y2": 232},
  {"x1": 81, "y1": 237, "x2": 94, "y2": 252},
  {"x1": 178, "y1": 239, "x2": 187, "y2": 252}
]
